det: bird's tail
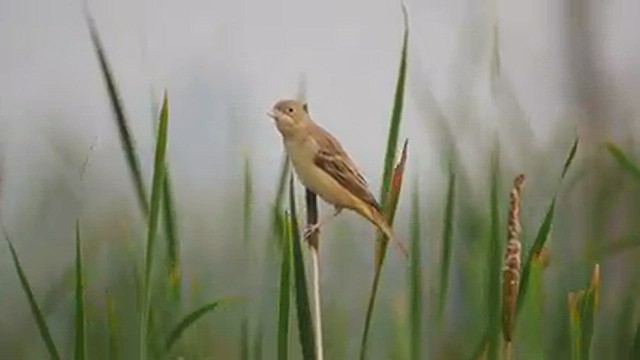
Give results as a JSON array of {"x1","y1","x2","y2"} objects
[{"x1": 370, "y1": 207, "x2": 408, "y2": 258}]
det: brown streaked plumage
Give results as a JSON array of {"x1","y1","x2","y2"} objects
[{"x1": 268, "y1": 99, "x2": 407, "y2": 256}]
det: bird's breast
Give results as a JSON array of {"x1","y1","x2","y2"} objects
[{"x1": 284, "y1": 137, "x2": 359, "y2": 209}]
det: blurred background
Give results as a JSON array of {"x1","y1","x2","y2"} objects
[{"x1": 1, "y1": 0, "x2": 639, "y2": 358}]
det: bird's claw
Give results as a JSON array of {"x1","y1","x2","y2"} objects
[{"x1": 303, "y1": 223, "x2": 320, "y2": 240}]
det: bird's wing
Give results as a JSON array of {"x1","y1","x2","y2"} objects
[{"x1": 311, "y1": 124, "x2": 381, "y2": 210}]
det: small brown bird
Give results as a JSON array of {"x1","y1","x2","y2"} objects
[{"x1": 268, "y1": 99, "x2": 407, "y2": 256}]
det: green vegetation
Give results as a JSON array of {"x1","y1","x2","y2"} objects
[{"x1": 3, "y1": 6, "x2": 640, "y2": 360}]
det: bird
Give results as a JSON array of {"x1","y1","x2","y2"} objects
[{"x1": 268, "y1": 99, "x2": 407, "y2": 257}]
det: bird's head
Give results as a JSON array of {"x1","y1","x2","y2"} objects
[{"x1": 268, "y1": 99, "x2": 309, "y2": 137}]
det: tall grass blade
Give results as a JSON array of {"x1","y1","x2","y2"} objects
[
  {"x1": 518, "y1": 138, "x2": 578, "y2": 313},
  {"x1": 379, "y1": 5, "x2": 409, "y2": 205},
  {"x1": 241, "y1": 318, "x2": 249, "y2": 360},
  {"x1": 288, "y1": 176, "x2": 316, "y2": 359},
  {"x1": 486, "y1": 148, "x2": 502, "y2": 360},
  {"x1": 3, "y1": 231, "x2": 60, "y2": 360},
  {"x1": 277, "y1": 212, "x2": 293, "y2": 360},
  {"x1": 85, "y1": 14, "x2": 148, "y2": 216},
  {"x1": 632, "y1": 322, "x2": 640, "y2": 359},
  {"x1": 272, "y1": 156, "x2": 291, "y2": 239},
  {"x1": 148, "y1": 89, "x2": 180, "y2": 308},
  {"x1": 361, "y1": 138, "x2": 409, "y2": 359},
  {"x1": 585, "y1": 265, "x2": 600, "y2": 356},
  {"x1": 383, "y1": 139, "x2": 410, "y2": 245},
  {"x1": 361, "y1": 6, "x2": 409, "y2": 355},
  {"x1": 516, "y1": 257, "x2": 545, "y2": 358},
  {"x1": 243, "y1": 156, "x2": 254, "y2": 246},
  {"x1": 140, "y1": 92, "x2": 169, "y2": 360},
  {"x1": 562, "y1": 138, "x2": 579, "y2": 179},
  {"x1": 438, "y1": 169, "x2": 456, "y2": 319},
  {"x1": 253, "y1": 325, "x2": 264, "y2": 360},
  {"x1": 568, "y1": 264, "x2": 600, "y2": 360},
  {"x1": 517, "y1": 199, "x2": 554, "y2": 314},
  {"x1": 74, "y1": 221, "x2": 87, "y2": 360},
  {"x1": 604, "y1": 142, "x2": 640, "y2": 182},
  {"x1": 163, "y1": 174, "x2": 181, "y2": 303},
  {"x1": 241, "y1": 156, "x2": 254, "y2": 360},
  {"x1": 254, "y1": 155, "x2": 290, "y2": 360},
  {"x1": 409, "y1": 184, "x2": 423, "y2": 360},
  {"x1": 106, "y1": 293, "x2": 119, "y2": 360},
  {"x1": 165, "y1": 300, "x2": 226, "y2": 351}
]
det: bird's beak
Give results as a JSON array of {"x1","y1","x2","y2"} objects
[{"x1": 267, "y1": 110, "x2": 276, "y2": 120}]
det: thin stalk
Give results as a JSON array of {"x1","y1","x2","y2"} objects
[
  {"x1": 310, "y1": 248, "x2": 323, "y2": 360},
  {"x1": 305, "y1": 189, "x2": 323, "y2": 360}
]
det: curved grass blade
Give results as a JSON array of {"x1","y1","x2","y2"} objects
[
  {"x1": 379, "y1": 5, "x2": 409, "y2": 205},
  {"x1": 85, "y1": 13, "x2": 148, "y2": 217},
  {"x1": 75, "y1": 221, "x2": 87, "y2": 360},
  {"x1": 277, "y1": 212, "x2": 293, "y2": 360},
  {"x1": 383, "y1": 139, "x2": 409, "y2": 253},
  {"x1": 408, "y1": 184, "x2": 423, "y2": 360},
  {"x1": 562, "y1": 138, "x2": 579, "y2": 179},
  {"x1": 165, "y1": 300, "x2": 229, "y2": 351},
  {"x1": 148, "y1": 88, "x2": 181, "y2": 306},
  {"x1": 438, "y1": 169, "x2": 456, "y2": 320},
  {"x1": 361, "y1": 138, "x2": 409, "y2": 360},
  {"x1": 147, "y1": 89, "x2": 180, "y2": 309},
  {"x1": 140, "y1": 93, "x2": 169, "y2": 360},
  {"x1": 360, "y1": 6, "x2": 409, "y2": 356},
  {"x1": 568, "y1": 264, "x2": 600, "y2": 360},
  {"x1": 288, "y1": 176, "x2": 316, "y2": 359},
  {"x1": 361, "y1": 138, "x2": 409, "y2": 359},
  {"x1": 515, "y1": 257, "x2": 544, "y2": 358},
  {"x1": 604, "y1": 142, "x2": 640, "y2": 182},
  {"x1": 3, "y1": 231, "x2": 60, "y2": 360},
  {"x1": 518, "y1": 138, "x2": 578, "y2": 313},
  {"x1": 486, "y1": 148, "x2": 502, "y2": 360}
]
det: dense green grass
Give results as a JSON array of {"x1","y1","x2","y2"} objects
[{"x1": 4, "y1": 6, "x2": 640, "y2": 360}]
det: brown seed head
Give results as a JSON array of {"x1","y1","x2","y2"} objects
[{"x1": 502, "y1": 174, "x2": 525, "y2": 343}]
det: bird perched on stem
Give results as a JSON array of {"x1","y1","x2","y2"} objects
[{"x1": 268, "y1": 99, "x2": 407, "y2": 257}]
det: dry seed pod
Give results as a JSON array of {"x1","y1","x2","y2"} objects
[{"x1": 502, "y1": 174, "x2": 525, "y2": 343}]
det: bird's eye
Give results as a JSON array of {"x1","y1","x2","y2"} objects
[{"x1": 287, "y1": 108, "x2": 294, "y2": 113}]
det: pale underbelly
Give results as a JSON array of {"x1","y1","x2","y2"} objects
[{"x1": 286, "y1": 143, "x2": 359, "y2": 209}]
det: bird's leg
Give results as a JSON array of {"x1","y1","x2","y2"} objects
[{"x1": 304, "y1": 207, "x2": 343, "y2": 239}]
